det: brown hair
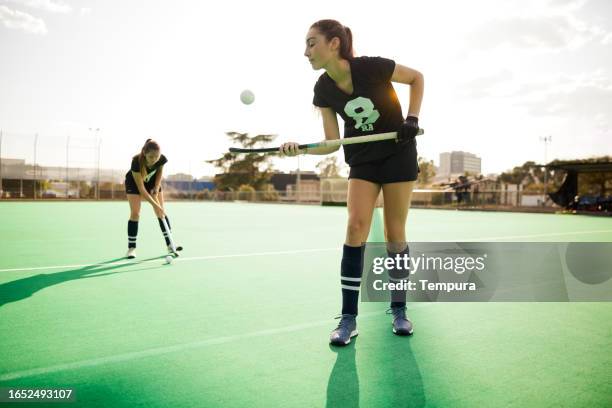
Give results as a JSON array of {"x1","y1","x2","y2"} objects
[
  {"x1": 310, "y1": 19, "x2": 354, "y2": 60},
  {"x1": 135, "y1": 139, "x2": 160, "y2": 180}
]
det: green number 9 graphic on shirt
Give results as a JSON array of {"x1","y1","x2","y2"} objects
[{"x1": 344, "y1": 96, "x2": 380, "y2": 132}]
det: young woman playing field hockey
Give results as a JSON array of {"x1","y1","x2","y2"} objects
[
  {"x1": 124, "y1": 139, "x2": 175, "y2": 259},
  {"x1": 280, "y1": 19, "x2": 424, "y2": 346}
]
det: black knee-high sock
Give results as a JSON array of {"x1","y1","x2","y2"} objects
[
  {"x1": 128, "y1": 220, "x2": 138, "y2": 248},
  {"x1": 158, "y1": 217, "x2": 171, "y2": 246},
  {"x1": 164, "y1": 216, "x2": 171, "y2": 231},
  {"x1": 388, "y1": 245, "x2": 410, "y2": 308},
  {"x1": 341, "y1": 244, "x2": 364, "y2": 315}
]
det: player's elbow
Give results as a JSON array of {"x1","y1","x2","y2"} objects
[{"x1": 412, "y1": 70, "x2": 424, "y2": 86}]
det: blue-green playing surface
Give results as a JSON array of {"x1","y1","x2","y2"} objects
[{"x1": 1, "y1": 202, "x2": 611, "y2": 407}]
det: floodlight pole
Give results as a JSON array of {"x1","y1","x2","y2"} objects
[
  {"x1": 0, "y1": 129, "x2": 3, "y2": 198},
  {"x1": 296, "y1": 155, "x2": 301, "y2": 203},
  {"x1": 66, "y1": 135, "x2": 70, "y2": 198},
  {"x1": 33, "y1": 133, "x2": 38, "y2": 200}
]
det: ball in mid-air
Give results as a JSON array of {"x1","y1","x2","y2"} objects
[
  {"x1": 240, "y1": 89, "x2": 255, "y2": 105},
  {"x1": 165, "y1": 255, "x2": 173, "y2": 264}
]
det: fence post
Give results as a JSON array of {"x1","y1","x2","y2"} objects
[
  {"x1": 33, "y1": 133, "x2": 38, "y2": 199},
  {"x1": 0, "y1": 129, "x2": 3, "y2": 198}
]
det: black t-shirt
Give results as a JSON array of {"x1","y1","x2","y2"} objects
[
  {"x1": 125, "y1": 154, "x2": 168, "y2": 185},
  {"x1": 313, "y1": 56, "x2": 405, "y2": 166}
]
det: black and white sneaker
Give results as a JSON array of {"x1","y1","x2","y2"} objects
[
  {"x1": 329, "y1": 314, "x2": 358, "y2": 346},
  {"x1": 388, "y1": 306, "x2": 414, "y2": 336}
]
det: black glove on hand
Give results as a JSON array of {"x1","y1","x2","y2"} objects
[{"x1": 398, "y1": 115, "x2": 419, "y2": 144}]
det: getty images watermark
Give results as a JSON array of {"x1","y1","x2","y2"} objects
[{"x1": 361, "y1": 242, "x2": 612, "y2": 302}]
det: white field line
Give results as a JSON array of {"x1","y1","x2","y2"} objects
[
  {"x1": 2, "y1": 229, "x2": 611, "y2": 273},
  {"x1": 0, "y1": 247, "x2": 339, "y2": 273}
]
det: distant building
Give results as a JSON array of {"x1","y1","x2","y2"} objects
[
  {"x1": 164, "y1": 173, "x2": 214, "y2": 192},
  {"x1": 439, "y1": 151, "x2": 482, "y2": 178},
  {"x1": 270, "y1": 171, "x2": 320, "y2": 202},
  {"x1": 269, "y1": 171, "x2": 319, "y2": 192},
  {"x1": 166, "y1": 173, "x2": 194, "y2": 182},
  {"x1": 41, "y1": 182, "x2": 79, "y2": 199}
]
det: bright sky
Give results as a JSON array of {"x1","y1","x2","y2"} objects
[{"x1": 1, "y1": 0, "x2": 611, "y2": 178}]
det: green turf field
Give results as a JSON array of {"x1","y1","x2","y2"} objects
[{"x1": 1, "y1": 202, "x2": 611, "y2": 407}]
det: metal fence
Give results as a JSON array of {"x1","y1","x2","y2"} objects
[{"x1": 0, "y1": 130, "x2": 125, "y2": 199}]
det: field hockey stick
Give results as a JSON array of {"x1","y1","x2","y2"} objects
[
  {"x1": 228, "y1": 129, "x2": 424, "y2": 154},
  {"x1": 150, "y1": 193, "x2": 183, "y2": 256},
  {"x1": 161, "y1": 216, "x2": 183, "y2": 256}
]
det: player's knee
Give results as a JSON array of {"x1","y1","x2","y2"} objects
[{"x1": 347, "y1": 217, "x2": 369, "y2": 240}]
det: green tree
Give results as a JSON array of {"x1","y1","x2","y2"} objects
[
  {"x1": 260, "y1": 184, "x2": 279, "y2": 201},
  {"x1": 417, "y1": 156, "x2": 436, "y2": 186},
  {"x1": 498, "y1": 161, "x2": 538, "y2": 185},
  {"x1": 316, "y1": 156, "x2": 342, "y2": 178},
  {"x1": 237, "y1": 184, "x2": 256, "y2": 201},
  {"x1": 207, "y1": 132, "x2": 276, "y2": 191},
  {"x1": 580, "y1": 172, "x2": 612, "y2": 195}
]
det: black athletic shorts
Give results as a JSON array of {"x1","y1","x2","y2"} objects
[
  {"x1": 124, "y1": 176, "x2": 160, "y2": 195},
  {"x1": 348, "y1": 139, "x2": 418, "y2": 184}
]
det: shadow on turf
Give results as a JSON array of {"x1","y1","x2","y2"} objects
[
  {"x1": 326, "y1": 320, "x2": 426, "y2": 408},
  {"x1": 0, "y1": 256, "x2": 167, "y2": 308},
  {"x1": 326, "y1": 340, "x2": 359, "y2": 408}
]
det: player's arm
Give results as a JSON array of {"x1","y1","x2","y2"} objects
[
  {"x1": 280, "y1": 107, "x2": 340, "y2": 156},
  {"x1": 302, "y1": 107, "x2": 341, "y2": 155},
  {"x1": 391, "y1": 64, "x2": 424, "y2": 117},
  {"x1": 392, "y1": 64, "x2": 424, "y2": 141},
  {"x1": 132, "y1": 171, "x2": 164, "y2": 214},
  {"x1": 153, "y1": 165, "x2": 164, "y2": 195}
]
